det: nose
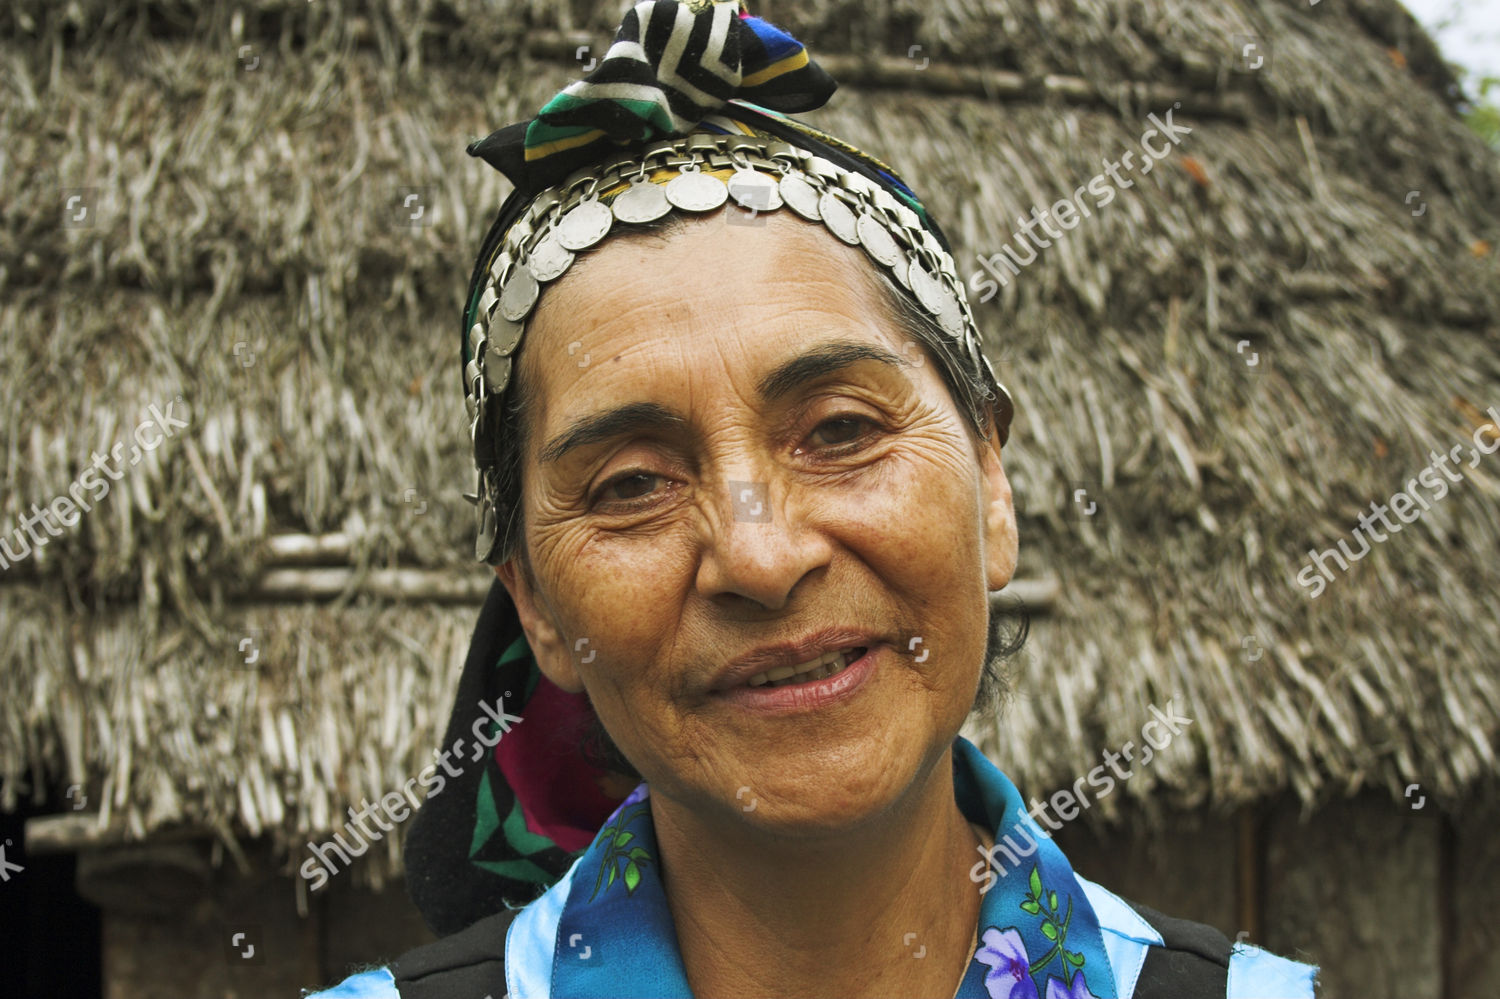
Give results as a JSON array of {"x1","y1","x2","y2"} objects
[{"x1": 695, "y1": 476, "x2": 833, "y2": 611}]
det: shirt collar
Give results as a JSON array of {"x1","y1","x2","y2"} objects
[{"x1": 510, "y1": 736, "x2": 1119, "y2": 998}]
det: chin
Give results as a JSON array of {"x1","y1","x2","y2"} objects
[{"x1": 708, "y1": 728, "x2": 943, "y2": 829}]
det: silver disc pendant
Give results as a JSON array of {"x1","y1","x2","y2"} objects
[
  {"x1": 936, "y1": 287, "x2": 967, "y2": 338},
  {"x1": 527, "y1": 229, "x2": 575, "y2": 282},
  {"x1": 483, "y1": 350, "x2": 514, "y2": 393},
  {"x1": 856, "y1": 213, "x2": 902, "y2": 266},
  {"x1": 666, "y1": 170, "x2": 729, "y2": 212},
  {"x1": 610, "y1": 178, "x2": 673, "y2": 223},
  {"x1": 891, "y1": 253, "x2": 913, "y2": 291},
  {"x1": 779, "y1": 174, "x2": 821, "y2": 220},
  {"x1": 727, "y1": 168, "x2": 783, "y2": 213},
  {"x1": 475, "y1": 503, "x2": 497, "y2": 562},
  {"x1": 908, "y1": 261, "x2": 947, "y2": 318},
  {"x1": 498, "y1": 263, "x2": 539, "y2": 322},
  {"x1": 488, "y1": 312, "x2": 525, "y2": 357},
  {"x1": 557, "y1": 198, "x2": 614, "y2": 251},
  {"x1": 818, "y1": 192, "x2": 860, "y2": 245}
]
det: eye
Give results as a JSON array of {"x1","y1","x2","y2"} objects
[
  {"x1": 803, "y1": 414, "x2": 880, "y2": 455},
  {"x1": 591, "y1": 471, "x2": 666, "y2": 509}
]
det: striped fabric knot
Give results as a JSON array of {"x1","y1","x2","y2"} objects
[{"x1": 523, "y1": 1, "x2": 836, "y2": 171}]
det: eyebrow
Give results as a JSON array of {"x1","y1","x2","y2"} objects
[{"x1": 537, "y1": 340, "x2": 908, "y2": 466}]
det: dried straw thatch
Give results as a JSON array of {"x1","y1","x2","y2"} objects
[{"x1": 2, "y1": 0, "x2": 1497, "y2": 882}]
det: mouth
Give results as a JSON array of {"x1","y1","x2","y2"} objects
[{"x1": 742, "y1": 646, "x2": 868, "y2": 689}]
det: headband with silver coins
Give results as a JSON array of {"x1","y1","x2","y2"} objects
[{"x1": 465, "y1": 129, "x2": 1014, "y2": 563}]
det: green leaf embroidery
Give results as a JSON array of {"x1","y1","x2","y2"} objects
[
  {"x1": 1022, "y1": 867, "x2": 1082, "y2": 988},
  {"x1": 588, "y1": 801, "x2": 655, "y2": 901}
]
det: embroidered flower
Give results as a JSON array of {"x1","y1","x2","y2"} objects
[
  {"x1": 976, "y1": 927, "x2": 1040, "y2": 999},
  {"x1": 1044, "y1": 970, "x2": 1100, "y2": 999}
]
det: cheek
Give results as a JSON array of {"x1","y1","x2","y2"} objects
[
  {"x1": 812, "y1": 434, "x2": 985, "y2": 571},
  {"x1": 532, "y1": 523, "x2": 695, "y2": 693}
]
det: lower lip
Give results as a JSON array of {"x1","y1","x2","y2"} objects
[{"x1": 715, "y1": 645, "x2": 880, "y2": 715}]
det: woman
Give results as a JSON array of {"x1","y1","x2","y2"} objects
[{"x1": 304, "y1": 4, "x2": 1319, "y2": 996}]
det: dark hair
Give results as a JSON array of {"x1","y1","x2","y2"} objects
[{"x1": 492, "y1": 211, "x2": 1029, "y2": 777}]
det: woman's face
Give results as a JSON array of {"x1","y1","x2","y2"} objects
[{"x1": 494, "y1": 210, "x2": 1018, "y2": 834}]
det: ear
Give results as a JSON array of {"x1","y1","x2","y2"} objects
[
  {"x1": 491, "y1": 560, "x2": 586, "y2": 693},
  {"x1": 978, "y1": 430, "x2": 1019, "y2": 592}
]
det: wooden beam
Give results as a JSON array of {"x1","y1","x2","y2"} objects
[
  {"x1": 243, "y1": 555, "x2": 1058, "y2": 613},
  {"x1": 263, "y1": 531, "x2": 353, "y2": 565},
  {"x1": 2, "y1": 532, "x2": 1058, "y2": 612},
  {"x1": 25, "y1": 813, "x2": 214, "y2": 855}
]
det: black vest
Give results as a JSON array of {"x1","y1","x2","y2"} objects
[{"x1": 386, "y1": 897, "x2": 1234, "y2": 998}]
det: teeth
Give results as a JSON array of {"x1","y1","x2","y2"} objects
[{"x1": 746, "y1": 646, "x2": 862, "y2": 688}]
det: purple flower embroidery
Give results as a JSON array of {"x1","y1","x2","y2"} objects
[
  {"x1": 1044, "y1": 970, "x2": 1100, "y2": 999},
  {"x1": 621, "y1": 782, "x2": 650, "y2": 808},
  {"x1": 976, "y1": 927, "x2": 1040, "y2": 999}
]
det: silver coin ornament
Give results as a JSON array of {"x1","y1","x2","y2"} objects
[
  {"x1": 937, "y1": 288, "x2": 967, "y2": 339},
  {"x1": 488, "y1": 312, "x2": 525, "y2": 357},
  {"x1": 779, "y1": 173, "x2": 821, "y2": 220},
  {"x1": 818, "y1": 192, "x2": 860, "y2": 245},
  {"x1": 483, "y1": 350, "x2": 514, "y2": 393},
  {"x1": 727, "y1": 168, "x2": 783, "y2": 212},
  {"x1": 890, "y1": 251, "x2": 913, "y2": 290},
  {"x1": 908, "y1": 260, "x2": 947, "y2": 318},
  {"x1": 498, "y1": 263, "x2": 540, "y2": 322},
  {"x1": 557, "y1": 198, "x2": 615, "y2": 251},
  {"x1": 475, "y1": 503, "x2": 497, "y2": 561},
  {"x1": 527, "y1": 229, "x2": 575, "y2": 282},
  {"x1": 610, "y1": 177, "x2": 673, "y2": 223},
  {"x1": 856, "y1": 212, "x2": 902, "y2": 266},
  {"x1": 665, "y1": 169, "x2": 729, "y2": 212}
]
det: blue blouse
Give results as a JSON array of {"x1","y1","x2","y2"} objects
[{"x1": 303, "y1": 737, "x2": 1317, "y2": 998}]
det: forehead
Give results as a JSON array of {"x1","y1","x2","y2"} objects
[{"x1": 517, "y1": 211, "x2": 905, "y2": 429}]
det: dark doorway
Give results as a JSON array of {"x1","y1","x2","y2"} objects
[{"x1": 0, "y1": 777, "x2": 103, "y2": 999}]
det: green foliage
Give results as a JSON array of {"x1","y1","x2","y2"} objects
[{"x1": 1463, "y1": 76, "x2": 1500, "y2": 149}]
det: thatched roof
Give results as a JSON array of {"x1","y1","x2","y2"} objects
[{"x1": 3, "y1": 0, "x2": 1497, "y2": 882}]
